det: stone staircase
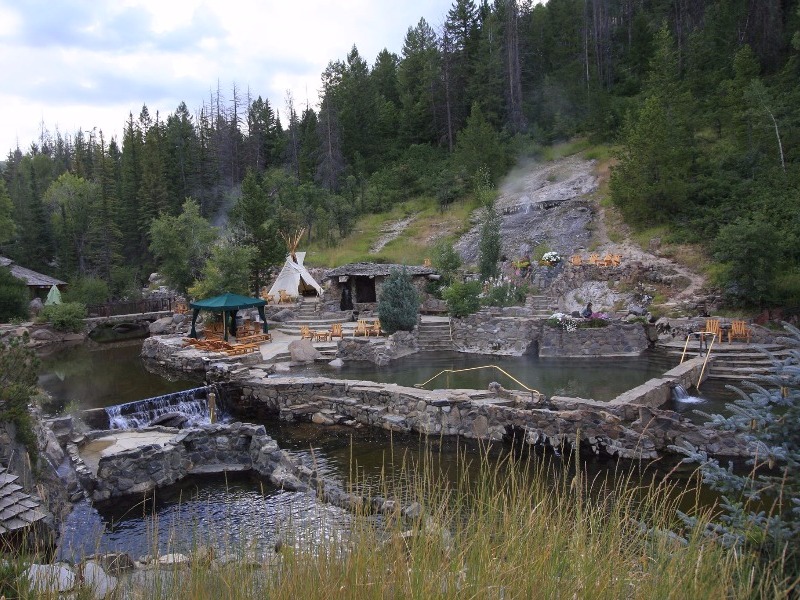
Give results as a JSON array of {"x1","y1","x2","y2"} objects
[
  {"x1": 658, "y1": 339, "x2": 791, "y2": 382},
  {"x1": 416, "y1": 318, "x2": 453, "y2": 352},
  {"x1": 527, "y1": 295, "x2": 554, "y2": 318},
  {"x1": 274, "y1": 296, "x2": 354, "y2": 336}
]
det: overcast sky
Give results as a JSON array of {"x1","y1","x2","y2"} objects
[{"x1": 0, "y1": 0, "x2": 456, "y2": 156}]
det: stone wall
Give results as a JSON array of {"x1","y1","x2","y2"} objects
[
  {"x1": 70, "y1": 423, "x2": 307, "y2": 501},
  {"x1": 539, "y1": 323, "x2": 649, "y2": 357},
  {"x1": 230, "y1": 364, "x2": 746, "y2": 460},
  {"x1": 336, "y1": 329, "x2": 419, "y2": 365},
  {"x1": 450, "y1": 308, "x2": 539, "y2": 355},
  {"x1": 141, "y1": 335, "x2": 263, "y2": 375}
]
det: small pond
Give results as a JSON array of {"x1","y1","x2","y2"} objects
[{"x1": 37, "y1": 341, "x2": 198, "y2": 416}]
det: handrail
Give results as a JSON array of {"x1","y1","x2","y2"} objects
[
  {"x1": 679, "y1": 331, "x2": 716, "y2": 389},
  {"x1": 414, "y1": 364, "x2": 541, "y2": 397}
]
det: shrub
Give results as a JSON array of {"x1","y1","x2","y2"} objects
[
  {"x1": 483, "y1": 282, "x2": 529, "y2": 308},
  {"x1": 0, "y1": 338, "x2": 40, "y2": 463},
  {"x1": 431, "y1": 240, "x2": 462, "y2": 286},
  {"x1": 0, "y1": 266, "x2": 29, "y2": 323},
  {"x1": 39, "y1": 302, "x2": 87, "y2": 332},
  {"x1": 442, "y1": 280, "x2": 482, "y2": 317},
  {"x1": 377, "y1": 268, "x2": 420, "y2": 334},
  {"x1": 64, "y1": 276, "x2": 109, "y2": 305}
]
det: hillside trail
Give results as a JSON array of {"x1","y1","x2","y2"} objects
[{"x1": 588, "y1": 181, "x2": 706, "y2": 304}]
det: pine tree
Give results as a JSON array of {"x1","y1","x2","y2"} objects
[
  {"x1": 476, "y1": 167, "x2": 501, "y2": 281},
  {"x1": 377, "y1": 267, "x2": 420, "y2": 334},
  {"x1": 673, "y1": 324, "x2": 800, "y2": 558}
]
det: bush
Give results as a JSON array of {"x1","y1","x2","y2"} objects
[
  {"x1": 64, "y1": 276, "x2": 109, "y2": 305},
  {"x1": 39, "y1": 302, "x2": 87, "y2": 332},
  {"x1": 442, "y1": 280, "x2": 482, "y2": 317},
  {"x1": 0, "y1": 338, "x2": 40, "y2": 464},
  {"x1": 0, "y1": 266, "x2": 29, "y2": 323},
  {"x1": 483, "y1": 282, "x2": 529, "y2": 308},
  {"x1": 377, "y1": 268, "x2": 420, "y2": 334}
]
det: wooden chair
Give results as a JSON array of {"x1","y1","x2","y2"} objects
[
  {"x1": 611, "y1": 253, "x2": 622, "y2": 267},
  {"x1": 353, "y1": 320, "x2": 370, "y2": 337},
  {"x1": 329, "y1": 323, "x2": 344, "y2": 340},
  {"x1": 174, "y1": 301, "x2": 188, "y2": 314},
  {"x1": 704, "y1": 319, "x2": 721, "y2": 339},
  {"x1": 369, "y1": 319, "x2": 382, "y2": 336},
  {"x1": 728, "y1": 320, "x2": 752, "y2": 344},
  {"x1": 569, "y1": 255, "x2": 582, "y2": 266},
  {"x1": 279, "y1": 289, "x2": 293, "y2": 304},
  {"x1": 300, "y1": 325, "x2": 314, "y2": 340},
  {"x1": 588, "y1": 253, "x2": 600, "y2": 265},
  {"x1": 600, "y1": 253, "x2": 614, "y2": 267}
]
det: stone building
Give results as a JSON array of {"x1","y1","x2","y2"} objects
[{"x1": 325, "y1": 262, "x2": 438, "y2": 312}]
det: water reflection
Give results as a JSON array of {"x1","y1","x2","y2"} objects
[
  {"x1": 299, "y1": 350, "x2": 677, "y2": 401},
  {"x1": 37, "y1": 341, "x2": 197, "y2": 415}
]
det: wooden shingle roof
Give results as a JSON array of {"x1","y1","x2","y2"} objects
[
  {"x1": 326, "y1": 262, "x2": 437, "y2": 278},
  {"x1": 0, "y1": 256, "x2": 66, "y2": 289},
  {"x1": 0, "y1": 467, "x2": 47, "y2": 534}
]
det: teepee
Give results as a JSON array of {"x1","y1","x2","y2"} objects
[{"x1": 267, "y1": 229, "x2": 323, "y2": 299}]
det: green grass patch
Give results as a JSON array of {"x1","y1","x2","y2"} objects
[{"x1": 540, "y1": 138, "x2": 592, "y2": 161}]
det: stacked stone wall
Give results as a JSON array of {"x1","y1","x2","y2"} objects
[
  {"x1": 451, "y1": 308, "x2": 539, "y2": 355},
  {"x1": 71, "y1": 423, "x2": 303, "y2": 501},
  {"x1": 539, "y1": 323, "x2": 648, "y2": 357}
]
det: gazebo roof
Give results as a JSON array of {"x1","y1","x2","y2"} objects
[{"x1": 189, "y1": 292, "x2": 266, "y2": 311}]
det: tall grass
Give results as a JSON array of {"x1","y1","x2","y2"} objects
[{"x1": 9, "y1": 443, "x2": 778, "y2": 599}]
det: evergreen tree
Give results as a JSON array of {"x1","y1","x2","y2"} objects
[
  {"x1": 476, "y1": 168, "x2": 501, "y2": 280},
  {"x1": 673, "y1": 324, "x2": 800, "y2": 559},
  {"x1": 189, "y1": 243, "x2": 256, "y2": 299},
  {"x1": 0, "y1": 177, "x2": 16, "y2": 246},
  {"x1": 377, "y1": 267, "x2": 420, "y2": 334},
  {"x1": 0, "y1": 267, "x2": 29, "y2": 322}
]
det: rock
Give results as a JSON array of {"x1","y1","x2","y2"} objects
[
  {"x1": 628, "y1": 305, "x2": 648, "y2": 316},
  {"x1": 149, "y1": 317, "x2": 174, "y2": 335},
  {"x1": 157, "y1": 553, "x2": 190, "y2": 565},
  {"x1": 328, "y1": 358, "x2": 344, "y2": 368},
  {"x1": 29, "y1": 297, "x2": 44, "y2": 316},
  {"x1": 288, "y1": 339, "x2": 322, "y2": 363},
  {"x1": 23, "y1": 563, "x2": 76, "y2": 594},
  {"x1": 31, "y1": 328, "x2": 56, "y2": 341},
  {"x1": 149, "y1": 412, "x2": 188, "y2": 428},
  {"x1": 80, "y1": 561, "x2": 118, "y2": 599},
  {"x1": 172, "y1": 313, "x2": 187, "y2": 325},
  {"x1": 311, "y1": 412, "x2": 335, "y2": 425},
  {"x1": 271, "y1": 309, "x2": 295, "y2": 322},
  {"x1": 85, "y1": 552, "x2": 136, "y2": 575}
]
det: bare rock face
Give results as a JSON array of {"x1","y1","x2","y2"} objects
[{"x1": 288, "y1": 339, "x2": 322, "y2": 363}]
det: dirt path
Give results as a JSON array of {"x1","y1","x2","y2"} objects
[{"x1": 370, "y1": 214, "x2": 418, "y2": 253}]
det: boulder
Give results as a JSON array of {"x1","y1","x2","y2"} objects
[
  {"x1": 172, "y1": 313, "x2": 187, "y2": 325},
  {"x1": 29, "y1": 297, "x2": 44, "y2": 316},
  {"x1": 30, "y1": 328, "x2": 56, "y2": 341},
  {"x1": 271, "y1": 308, "x2": 295, "y2": 322},
  {"x1": 328, "y1": 358, "x2": 344, "y2": 368},
  {"x1": 23, "y1": 564, "x2": 76, "y2": 595},
  {"x1": 288, "y1": 339, "x2": 322, "y2": 362},
  {"x1": 79, "y1": 561, "x2": 118, "y2": 600},
  {"x1": 149, "y1": 317, "x2": 174, "y2": 335}
]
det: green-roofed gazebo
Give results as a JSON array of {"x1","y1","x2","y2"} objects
[{"x1": 189, "y1": 292, "x2": 268, "y2": 341}]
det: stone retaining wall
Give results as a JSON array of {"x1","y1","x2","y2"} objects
[
  {"x1": 539, "y1": 323, "x2": 649, "y2": 357},
  {"x1": 141, "y1": 334, "x2": 262, "y2": 375},
  {"x1": 450, "y1": 308, "x2": 539, "y2": 355},
  {"x1": 69, "y1": 423, "x2": 308, "y2": 502},
  {"x1": 336, "y1": 330, "x2": 419, "y2": 365},
  {"x1": 230, "y1": 361, "x2": 746, "y2": 460}
]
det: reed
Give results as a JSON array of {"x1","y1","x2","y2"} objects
[{"x1": 7, "y1": 443, "x2": 790, "y2": 598}]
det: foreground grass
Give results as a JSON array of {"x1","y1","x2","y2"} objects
[{"x1": 9, "y1": 446, "x2": 789, "y2": 599}]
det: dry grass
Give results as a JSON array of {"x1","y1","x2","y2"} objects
[{"x1": 9, "y1": 446, "x2": 786, "y2": 599}]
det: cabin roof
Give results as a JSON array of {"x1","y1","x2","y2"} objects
[
  {"x1": 325, "y1": 262, "x2": 437, "y2": 278},
  {"x1": 0, "y1": 256, "x2": 66, "y2": 288}
]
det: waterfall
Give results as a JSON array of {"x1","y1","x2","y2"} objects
[
  {"x1": 671, "y1": 384, "x2": 704, "y2": 405},
  {"x1": 105, "y1": 386, "x2": 219, "y2": 430}
]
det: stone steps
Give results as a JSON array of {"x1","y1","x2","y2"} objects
[
  {"x1": 416, "y1": 320, "x2": 453, "y2": 352},
  {"x1": 657, "y1": 340, "x2": 790, "y2": 381}
]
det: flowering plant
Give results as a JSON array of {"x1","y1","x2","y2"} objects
[
  {"x1": 546, "y1": 312, "x2": 578, "y2": 332},
  {"x1": 540, "y1": 251, "x2": 561, "y2": 266}
]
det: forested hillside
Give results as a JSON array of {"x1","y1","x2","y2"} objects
[{"x1": 1, "y1": 0, "x2": 798, "y2": 307}]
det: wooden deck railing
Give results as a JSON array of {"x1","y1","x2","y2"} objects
[{"x1": 86, "y1": 296, "x2": 175, "y2": 318}]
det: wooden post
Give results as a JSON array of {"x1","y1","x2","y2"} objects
[{"x1": 208, "y1": 392, "x2": 217, "y2": 424}]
